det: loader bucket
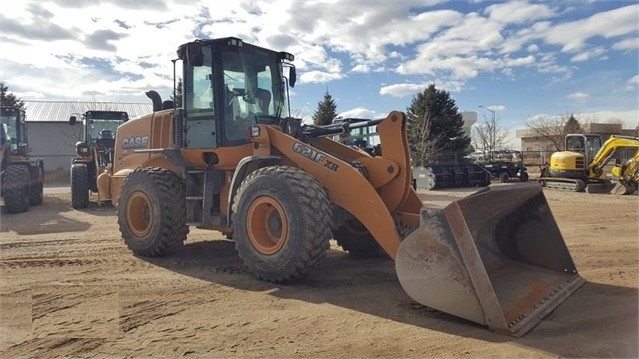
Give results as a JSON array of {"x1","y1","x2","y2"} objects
[{"x1": 396, "y1": 182, "x2": 585, "y2": 336}]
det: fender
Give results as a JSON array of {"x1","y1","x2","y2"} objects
[{"x1": 226, "y1": 155, "x2": 282, "y2": 227}]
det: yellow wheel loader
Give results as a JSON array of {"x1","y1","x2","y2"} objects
[
  {"x1": 68, "y1": 110, "x2": 129, "y2": 208},
  {"x1": 539, "y1": 134, "x2": 639, "y2": 195},
  {"x1": 99, "y1": 37, "x2": 583, "y2": 336},
  {"x1": 1, "y1": 106, "x2": 44, "y2": 213}
]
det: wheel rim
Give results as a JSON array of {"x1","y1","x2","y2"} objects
[
  {"x1": 246, "y1": 195, "x2": 288, "y2": 255},
  {"x1": 126, "y1": 191, "x2": 153, "y2": 237}
]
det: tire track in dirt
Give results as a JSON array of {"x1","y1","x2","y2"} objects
[{"x1": 1, "y1": 338, "x2": 106, "y2": 358}]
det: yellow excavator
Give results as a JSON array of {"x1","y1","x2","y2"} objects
[
  {"x1": 97, "y1": 37, "x2": 583, "y2": 336},
  {"x1": 539, "y1": 134, "x2": 639, "y2": 195},
  {"x1": 611, "y1": 149, "x2": 639, "y2": 194}
]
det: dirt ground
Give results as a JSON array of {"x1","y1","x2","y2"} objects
[{"x1": 0, "y1": 185, "x2": 637, "y2": 358}]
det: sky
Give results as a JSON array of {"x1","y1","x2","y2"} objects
[{"x1": 1, "y1": 0, "x2": 638, "y2": 149}]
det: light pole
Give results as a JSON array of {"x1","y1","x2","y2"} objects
[
  {"x1": 478, "y1": 105, "x2": 496, "y2": 158},
  {"x1": 478, "y1": 105, "x2": 495, "y2": 118}
]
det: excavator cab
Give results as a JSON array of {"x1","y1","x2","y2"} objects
[{"x1": 565, "y1": 134, "x2": 602, "y2": 166}]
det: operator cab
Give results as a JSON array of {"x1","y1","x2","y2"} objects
[
  {"x1": 565, "y1": 134, "x2": 602, "y2": 165},
  {"x1": 0, "y1": 106, "x2": 27, "y2": 156},
  {"x1": 69, "y1": 110, "x2": 129, "y2": 157},
  {"x1": 177, "y1": 37, "x2": 295, "y2": 149}
]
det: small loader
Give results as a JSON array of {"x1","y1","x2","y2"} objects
[
  {"x1": 96, "y1": 37, "x2": 584, "y2": 336},
  {"x1": 68, "y1": 110, "x2": 129, "y2": 208},
  {"x1": 1, "y1": 106, "x2": 44, "y2": 213}
]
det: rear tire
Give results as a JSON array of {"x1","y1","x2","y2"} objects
[
  {"x1": 71, "y1": 164, "x2": 89, "y2": 209},
  {"x1": 29, "y1": 165, "x2": 44, "y2": 206},
  {"x1": 499, "y1": 172, "x2": 510, "y2": 183},
  {"x1": 117, "y1": 168, "x2": 188, "y2": 257},
  {"x1": 232, "y1": 166, "x2": 331, "y2": 282},
  {"x1": 3, "y1": 164, "x2": 30, "y2": 213},
  {"x1": 333, "y1": 216, "x2": 388, "y2": 259}
]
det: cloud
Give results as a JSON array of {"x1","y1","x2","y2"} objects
[
  {"x1": 338, "y1": 107, "x2": 383, "y2": 119},
  {"x1": 299, "y1": 71, "x2": 344, "y2": 84},
  {"x1": 569, "y1": 47, "x2": 606, "y2": 62},
  {"x1": 85, "y1": 29, "x2": 127, "y2": 51},
  {"x1": 612, "y1": 37, "x2": 639, "y2": 51},
  {"x1": 627, "y1": 75, "x2": 639, "y2": 85},
  {"x1": 543, "y1": 4, "x2": 639, "y2": 52},
  {"x1": 0, "y1": 13, "x2": 78, "y2": 41},
  {"x1": 49, "y1": 0, "x2": 168, "y2": 10},
  {"x1": 568, "y1": 92, "x2": 590, "y2": 102},
  {"x1": 379, "y1": 83, "x2": 426, "y2": 97},
  {"x1": 485, "y1": 0, "x2": 556, "y2": 24}
]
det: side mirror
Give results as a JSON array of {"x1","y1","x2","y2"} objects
[
  {"x1": 289, "y1": 67, "x2": 296, "y2": 88},
  {"x1": 69, "y1": 116, "x2": 77, "y2": 125}
]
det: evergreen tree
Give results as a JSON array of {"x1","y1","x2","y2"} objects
[
  {"x1": 406, "y1": 84, "x2": 470, "y2": 166},
  {"x1": 563, "y1": 114, "x2": 583, "y2": 134},
  {"x1": 0, "y1": 82, "x2": 25, "y2": 110},
  {"x1": 170, "y1": 78, "x2": 183, "y2": 107},
  {"x1": 312, "y1": 90, "x2": 337, "y2": 126}
]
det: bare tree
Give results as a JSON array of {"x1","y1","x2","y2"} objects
[
  {"x1": 526, "y1": 113, "x2": 594, "y2": 151},
  {"x1": 409, "y1": 111, "x2": 444, "y2": 166},
  {"x1": 471, "y1": 109, "x2": 509, "y2": 159},
  {"x1": 525, "y1": 114, "x2": 571, "y2": 151}
]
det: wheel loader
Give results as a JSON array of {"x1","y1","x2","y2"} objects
[
  {"x1": 539, "y1": 133, "x2": 639, "y2": 195},
  {"x1": 68, "y1": 110, "x2": 129, "y2": 208},
  {"x1": 0, "y1": 106, "x2": 44, "y2": 213},
  {"x1": 100, "y1": 37, "x2": 584, "y2": 336}
]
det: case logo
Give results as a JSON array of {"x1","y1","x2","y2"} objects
[{"x1": 122, "y1": 136, "x2": 149, "y2": 149}]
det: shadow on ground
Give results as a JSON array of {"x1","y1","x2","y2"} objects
[{"x1": 142, "y1": 239, "x2": 638, "y2": 358}]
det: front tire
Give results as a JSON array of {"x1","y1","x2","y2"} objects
[
  {"x1": 232, "y1": 166, "x2": 332, "y2": 282},
  {"x1": 71, "y1": 164, "x2": 89, "y2": 209},
  {"x1": 4, "y1": 165, "x2": 30, "y2": 213},
  {"x1": 117, "y1": 168, "x2": 188, "y2": 257}
]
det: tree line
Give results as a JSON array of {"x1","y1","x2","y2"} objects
[{"x1": 311, "y1": 84, "x2": 471, "y2": 166}]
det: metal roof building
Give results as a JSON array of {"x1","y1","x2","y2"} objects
[
  {"x1": 23, "y1": 100, "x2": 154, "y2": 173},
  {"x1": 24, "y1": 100, "x2": 153, "y2": 122}
]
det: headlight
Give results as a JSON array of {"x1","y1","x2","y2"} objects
[{"x1": 249, "y1": 126, "x2": 260, "y2": 138}]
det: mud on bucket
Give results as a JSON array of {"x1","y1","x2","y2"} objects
[{"x1": 396, "y1": 182, "x2": 585, "y2": 336}]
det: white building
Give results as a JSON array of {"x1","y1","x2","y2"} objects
[
  {"x1": 24, "y1": 101, "x2": 153, "y2": 172},
  {"x1": 461, "y1": 111, "x2": 477, "y2": 137}
]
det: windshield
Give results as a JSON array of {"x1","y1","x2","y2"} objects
[
  {"x1": 0, "y1": 109, "x2": 20, "y2": 145},
  {"x1": 221, "y1": 47, "x2": 288, "y2": 141},
  {"x1": 0, "y1": 107, "x2": 25, "y2": 152},
  {"x1": 84, "y1": 112, "x2": 127, "y2": 144}
]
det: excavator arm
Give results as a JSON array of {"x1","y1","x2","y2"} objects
[
  {"x1": 611, "y1": 147, "x2": 639, "y2": 195},
  {"x1": 588, "y1": 135, "x2": 639, "y2": 178}
]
